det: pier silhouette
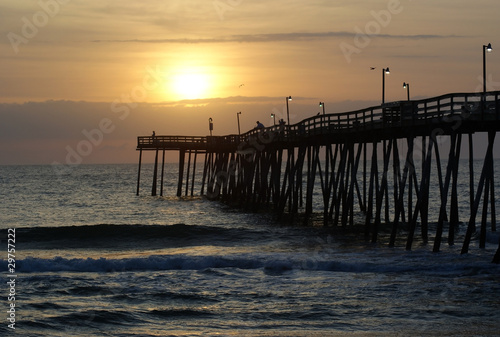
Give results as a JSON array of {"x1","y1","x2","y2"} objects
[{"x1": 137, "y1": 91, "x2": 500, "y2": 262}]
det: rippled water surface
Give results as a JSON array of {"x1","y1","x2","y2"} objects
[{"x1": 1, "y1": 163, "x2": 499, "y2": 336}]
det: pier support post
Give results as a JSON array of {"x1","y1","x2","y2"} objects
[
  {"x1": 433, "y1": 133, "x2": 458, "y2": 252},
  {"x1": 185, "y1": 150, "x2": 192, "y2": 196},
  {"x1": 490, "y1": 168, "x2": 497, "y2": 232},
  {"x1": 152, "y1": 148, "x2": 159, "y2": 196},
  {"x1": 160, "y1": 148, "x2": 166, "y2": 196},
  {"x1": 271, "y1": 149, "x2": 283, "y2": 207},
  {"x1": 326, "y1": 144, "x2": 340, "y2": 225},
  {"x1": 177, "y1": 150, "x2": 186, "y2": 197},
  {"x1": 305, "y1": 145, "x2": 316, "y2": 216},
  {"x1": 191, "y1": 151, "x2": 198, "y2": 197},
  {"x1": 462, "y1": 131, "x2": 496, "y2": 254},
  {"x1": 321, "y1": 145, "x2": 331, "y2": 225},
  {"x1": 390, "y1": 137, "x2": 413, "y2": 247},
  {"x1": 469, "y1": 134, "x2": 474, "y2": 217},
  {"x1": 334, "y1": 143, "x2": 349, "y2": 226},
  {"x1": 406, "y1": 135, "x2": 434, "y2": 250},
  {"x1": 372, "y1": 139, "x2": 392, "y2": 243},
  {"x1": 363, "y1": 142, "x2": 367, "y2": 212},
  {"x1": 201, "y1": 152, "x2": 210, "y2": 196},
  {"x1": 392, "y1": 138, "x2": 404, "y2": 224},
  {"x1": 365, "y1": 142, "x2": 378, "y2": 237},
  {"x1": 136, "y1": 149, "x2": 142, "y2": 196},
  {"x1": 448, "y1": 134, "x2": 462, "y2": 245}
]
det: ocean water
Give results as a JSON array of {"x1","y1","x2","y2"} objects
[{"x1": 1, "y1": 163, "x2": 500, "y2": 337}]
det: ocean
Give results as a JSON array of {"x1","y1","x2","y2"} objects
[{"x1": 1, "y1": 163, "x2": 499, "y2": 336}]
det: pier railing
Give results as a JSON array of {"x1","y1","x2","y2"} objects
[
  {"x1": 137, "y1": 91, "x2": 500, "y2": 150},
  {"x1": 137, "y1": 135, "x2": 207, "y2": 149}
]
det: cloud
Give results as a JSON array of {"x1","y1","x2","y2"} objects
[
  {"x1": 150, "y1": 95, "x2": 315, "y2": 108},
  {"x1": 0, "y1": 96, "x2": 340, "y2": 164},
  {"x1": 92, "y1": 31, "x2": 462, "y2": 44}
]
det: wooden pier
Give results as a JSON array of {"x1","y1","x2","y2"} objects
[{"x1": 137, "y1": 91, "x2": 500, "y2": 262}]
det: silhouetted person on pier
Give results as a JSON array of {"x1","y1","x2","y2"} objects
[
  {"x1": 256, "y1": 121, "x2": 264, "y2": 129},
  {"x1": 152, "y1": 131, "x2": 156, "y2": 144},
  {"x1": 277, "y1": 119, "x2": 286, "y2": 137},
  {"x1": 299, "y1": 123, "x2": 305, "y2": 135}
]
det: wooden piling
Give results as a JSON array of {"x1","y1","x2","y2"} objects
[
  {"x1": 136, "y1": 148, "x2": 142, "y2": 196},
  {"x1": 407, "y1": 135, "x2": 434, "y2": 250},
  {"x1": 365, "y1": 141, "x2": 378, "y2": 237},
  {"x1": 177, "y1": 150, "x2": 185, "y2": 197},
  {"x1": 449, "y1": 134, "x2": 462, "y2": 245},
  {"x1": 160, "y1": 148, "x2": 165, "y2": 196},
  {"x1": 489, "y1": 152, "x2": 496, "y2": 232},
  {"x1": 434, "y1": 133, "x2": 458, "y2": 253},
  {"x1": 462, "y1": 131, "x2": 496, "y2": 254},
  {"x1": 152, "y1": 148, "x2": 159, "y2": 196},
  {"x1": 185, "y1": 150, "x2": 192, "y2": 196},
  {"x1": 201, "y1": 152, "x2": 210, "y2": 196},
  {"x1": 390, "y1": 137, "x2": 412, "y2": 247}
]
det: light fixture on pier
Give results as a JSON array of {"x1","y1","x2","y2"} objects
[
  {"x1": 483, "y1": 43, "x2": 492, "y2": 93},
  {"x1": 403, "y1": 82, "x2": 410, "y2": 101},
  {"x1": 237, "y1": 112, "x2": 241, "y2": 135},
  {"x1": 382, "y1": 67, "x2": 390, "y2": 104},
  {"x1": 319, "y1": 102, "x2": 325, "y2": 115},
  {"x1": 271, "y1": 113, "x2": 276, "y2": 125},
  {"x1": 286, "y1": 96, "x2": 292, "y2": 125}
]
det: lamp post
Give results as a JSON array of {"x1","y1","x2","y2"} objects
[
  {"x1": 208, "y1": 117, "x2": 213, "y2": 136},
  {"x1": 271, "y1": 113, "x2": 276, "y2": 125},
  {"x1": 483, "y1": 43, "x2": 492, "y2": 93},
  {"x1": 319, "y1": 102, "x2": 325, "y2": 115},
  {"x1": 382, "y1": 67, "x2": 390, "y2": 104},
  {"x1": 403, "y1": 82, "x2": 410, "y2": 101},
  {"x1": 286, "y1": 96, "x2": 292, "y2": 125},
  {"x1": 237, "y1": 112, "x2": 241, "y2": 135}
]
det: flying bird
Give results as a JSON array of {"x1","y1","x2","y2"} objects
[
  {"x1": 370, "y1": 67, "x2": 376, "y2": 70},
  {"x1": 239, "y1": 84, "x2": 245, "y2": 88}
]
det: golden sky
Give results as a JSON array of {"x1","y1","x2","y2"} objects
[{"x1": 1, "y1": 0, "x2": 499, "y2": 164}]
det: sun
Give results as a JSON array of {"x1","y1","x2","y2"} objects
[{"x1": 169, "y1": 70, "x2": 210, "y2": 100}]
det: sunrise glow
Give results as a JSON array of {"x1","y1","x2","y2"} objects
[{"x1": 168, "y1": 69, "x2": 211, "y2": 101}]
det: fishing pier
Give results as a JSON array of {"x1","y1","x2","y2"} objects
[{"x1": 136, "y1": 91, "x2": 500, "y2": 262}]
